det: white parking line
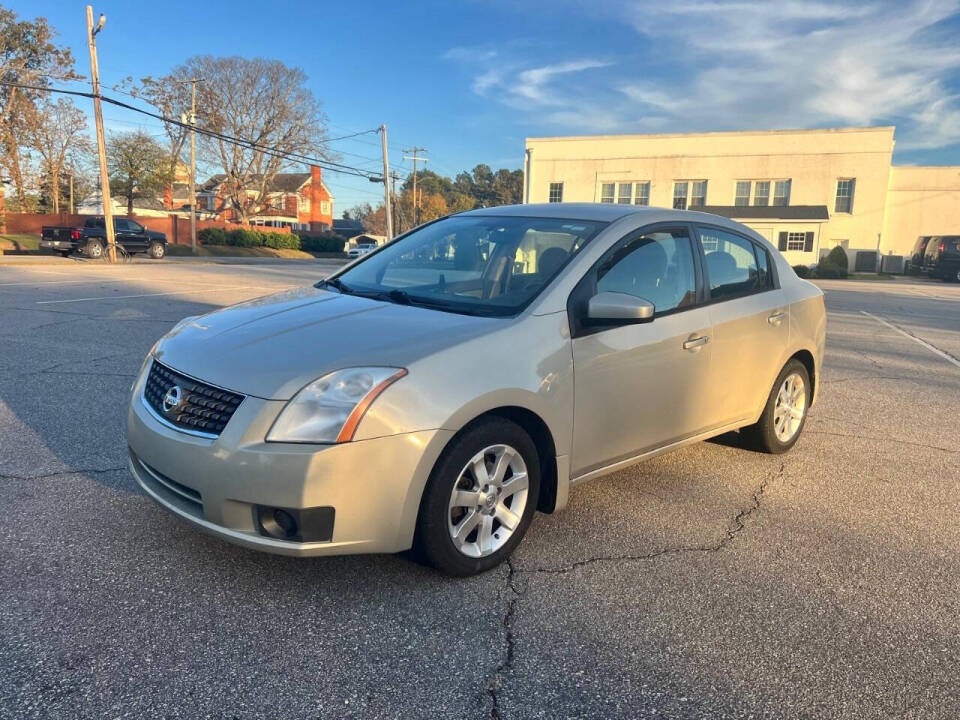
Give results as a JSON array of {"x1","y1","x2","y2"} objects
[
  {"x1": 860, "y1": 310, "x2": 960, "y2": 369},
  {"x1": 35, "y1": 285, "x2": 275, "y2": 305},
  {"x1": 0, "y1": 278, "x2": 134, "y2": 287}
]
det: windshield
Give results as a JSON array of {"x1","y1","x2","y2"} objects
[{"x1": 326, "y1": 215, "x2": 605, "y2": 316}]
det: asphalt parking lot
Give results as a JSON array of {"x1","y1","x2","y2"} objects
[{"x1": 1, "y1": 259, "x2": 958, "y2": 719}]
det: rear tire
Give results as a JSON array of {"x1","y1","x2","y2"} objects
[
  {"x1": 413, "y1": 418, "x2": 540, "y2": 576},
  {"x1": 741, "y1": 359, "x2": 811, "y2": 454},
  {"x1": 59, "y1": 251, "x2": 71, "y2": 258},
  {"x1": 85, "y1": 239, "x2": 103, "y2": 259},
  {"x1": 149, "y1": 242, "x2": 165, "y2": 259}
]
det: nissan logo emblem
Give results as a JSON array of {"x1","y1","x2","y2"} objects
[{"x1": 162, "y1": 385, "x2": 183, "y2": 413}]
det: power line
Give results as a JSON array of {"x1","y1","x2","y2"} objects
[{"x1": 1, "y1": 80, "x2": 384, "y2": 182}]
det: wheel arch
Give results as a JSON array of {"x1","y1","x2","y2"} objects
[
  {"x1": 789, "y1": 348, "x2": 816, "y2": 402},
  {"x1": 436, "y1": 405, "x2": 564, "y2": 514}
]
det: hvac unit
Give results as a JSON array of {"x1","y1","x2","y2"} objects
[{"x1": 880, "y1": 255, "x2": 904, "y2": 274}]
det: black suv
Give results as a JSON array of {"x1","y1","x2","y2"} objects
[
  {"x1": 905, "y1": 236, "x2": 931, "y2": 275},
  {"x1": 921, "y1": 236, "x2": 960, "y2": 282}
]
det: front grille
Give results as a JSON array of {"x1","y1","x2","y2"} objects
[{"x1": 144, "y1": 359, "x2": 244, "y2": 437}]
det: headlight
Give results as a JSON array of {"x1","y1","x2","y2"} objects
[{"x1": 266, "y1": 367, "x2": 407, "y2": 444}]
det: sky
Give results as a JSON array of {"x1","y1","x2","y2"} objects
[{"x1": 18, "y1": 0, "x2": 960, "y2": 212}]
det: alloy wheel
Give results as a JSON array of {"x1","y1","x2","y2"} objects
[
  {"x1": 447, "y1": 444, "x2": 529, "y2": 558},
  {"x1": 773, "y1": 372, "x2": 806, "y2": 442}
]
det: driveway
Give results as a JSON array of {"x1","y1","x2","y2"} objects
[{"x1": 0, "y1": 265, "x2": 957, "y2": 719}]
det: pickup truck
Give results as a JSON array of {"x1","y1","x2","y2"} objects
[{"x1": 41, "y1": 217, "x2": 167, "y2": 259}]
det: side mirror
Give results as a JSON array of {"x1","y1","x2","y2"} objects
[{"x1": 586, "y1": 291, "x2": 655, "y2": 325}]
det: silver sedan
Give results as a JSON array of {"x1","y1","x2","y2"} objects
[{"x1": 127, "y1": 204, "x2": 825, "y2": 575}]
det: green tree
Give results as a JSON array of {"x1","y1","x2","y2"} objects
[{"x1": 107, "y1": 130, "x2": 172, "y2": 215}]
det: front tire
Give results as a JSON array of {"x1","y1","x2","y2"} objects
[
  {"x1": 148, "y1": 242, "x2": 165, "y2": 259},
  {"x1": 414, "y1": 418, "x2": 540, "y2": 576},
  {"x1": 741, "y1": 359, "x2": 811, "y2": 454}
]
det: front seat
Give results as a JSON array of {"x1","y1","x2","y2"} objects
[
  {"x1": 538, "y1": 246, "x2": 569, "y2": 278},
  {"x1": 599, "y1": 239, "x2": 668, "y2": 308}
]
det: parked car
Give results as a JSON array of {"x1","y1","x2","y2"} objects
[
  {"x1": 127, "y1": 204, "x2": 825, "y2": 575},
  {"x1": 904, "y1": 236, "x2": 931, "y2": 275},
  {"x1": 347, "y1": 237, "x2": 379, "y2": 259},
  {"x1": 41, "y1": 216, "x2": 167, "y2": 259},
  {"x1": 921, "y1": 236, "x2": 960, "y2": 282}
]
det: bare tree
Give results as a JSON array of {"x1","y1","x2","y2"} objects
[
  {"x1": 179, "y1": 55, "x2": 331, "y2": 223},
  {"x1": 106, "y1": 130, "x2": 172, "y2": 215},
  {"x1": 0, "y1": 7, "x2": 78, "y2": 207},
  {"x1": 132, "y1": 71, "x2": 193, "y2": 182},
  {"x1": 27, "y1": 97, "x2": 91, "y2": 213}
]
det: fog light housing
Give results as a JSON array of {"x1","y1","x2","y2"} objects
[{"x1": 254, "y1": 505, "x2": 335, "y2": 543}]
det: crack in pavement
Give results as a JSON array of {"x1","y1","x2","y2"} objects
[
  {"x1": 527, "y1": 463, "x2": 782, "y2": 576},
  {"x1": 481, "y1": 464, "x2": 783, "y2": 718},
  {"x1": 0, "y1": 466, "x2": 128, "y2": 482},
  {"x1": 486, "y1": 557, "x2": 520, "y2": 720},
  {"x1": 805, "y1": 429, "x2": 958, "y2": 454},
  {"x1": 821, "y1": 374, "x2": 909, "y2": 385}
]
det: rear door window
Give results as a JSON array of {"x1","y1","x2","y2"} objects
[{"x1": 697, "y1": 227, "x2": 765, "y2": 299}]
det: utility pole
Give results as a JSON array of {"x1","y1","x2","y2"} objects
[
  {"x1": 380, "y1": 125, "x2": 393, "y2": 239},
  {"x1": 180, "y1": 78, "x2": 203, "y2": 254},
  {"x1": 390, "y1": 171, "x2": 401, "y2": 234},
  {"x1": 85, "y1": 6, "x2": 116, "y2": 263},
  {"x1": 403, "y1": 146, "x2": 427, "y2": 226}
]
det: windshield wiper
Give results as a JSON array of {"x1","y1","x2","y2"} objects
[{"x1": 317, "y1": 277, "x2": 352, "y2": 294}]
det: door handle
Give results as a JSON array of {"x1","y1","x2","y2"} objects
[
  {"x1": 768, "y1": 311, "x2": 786, "y2": 326},
  {"x1": 683, "y1": 335, "x2": 709, "y2": 351}
]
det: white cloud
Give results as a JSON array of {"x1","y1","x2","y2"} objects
[
  {"x1": 615, "y1": 0, "x2": 960, "y2": 148},
  {"x1": 445, "y1": 1, "x2": 960, "y2": 151}
]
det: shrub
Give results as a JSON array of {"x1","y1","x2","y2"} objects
[
  {"x1": 825, "y1": 245, "x2": 849, "y2": 272},
  {"x1": 815, "y1": 245, "x2": 849, "y2": 279},
  {"x1": 199, "y1": 227, "x2": 228, "y2": 245},
  {"x1": 814, "y1": 263, "x2": 847, "y2": 279},
  {"x1": 300, "y1": 232, "x2": 346, "y2": 253},
  {"x1": 792, "y1": 264, "x2": 812, "y2": 278},
  {"x1": 263, "y1": 232, "x2": 300, "y2": 250},
  {"x1": 227, "y1": 228, "x2": 261, "y2": 247}
]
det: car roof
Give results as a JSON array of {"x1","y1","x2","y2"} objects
[
  {"x1": 462, "y1": 203, "x2": 762, "y2": 227},
  {"x1": 464, "y1": 203, "x2": 659, "y2": 222}
]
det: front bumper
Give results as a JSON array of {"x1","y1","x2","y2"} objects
[{"x1": 127, "y1": 368, "x2": 453, "y2": 557}]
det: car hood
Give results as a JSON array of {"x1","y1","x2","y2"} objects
[{"x1": 153, "y1": 287, "x2": 500, "y2": 400}]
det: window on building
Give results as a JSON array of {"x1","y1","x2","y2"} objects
[
  {"x1": 754, "y1": 181, "x2": 770, "y2": 206},
  {"x1": 617, "y1": 183, "x2": 632, "y2": 204},
  {"x1": 634, "y1": 182, "x2": 650, "y2": 206},
  {"x1": 735, "y1": 181, "x2": 751, "y2": 206},
  {"x1": 690, "y1": 180, "x2": 707, "y2": 208},
  {"x1": 786, "y1": 232, "x2": 807, "y2": 251},
  {"x1": 548, "y1": 182, "x2": 564, "y2": 203},
  {"x1": 673, "y1": 182, "x2": 688, "y2": 210},
  {"x1": 835, "y1": 178, "x2": 855, "y2": 213},
  {"x1": 600, "y1": 183, "x2": 615, "y2": 203},
  {"x1": 773, "y1": 179, "x2": 791, "y2": 206}
]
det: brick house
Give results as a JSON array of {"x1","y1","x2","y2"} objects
[{"x1": 197, "y1": 165, "x2": 333, "y2": 232}]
